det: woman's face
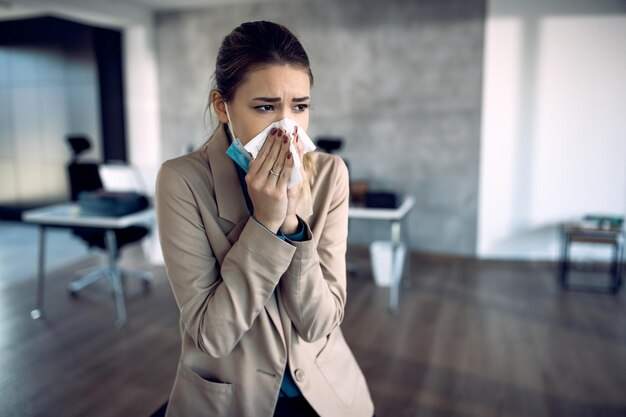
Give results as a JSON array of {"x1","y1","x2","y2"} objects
[{"x1": 219, "y1": 64, "x2": 311, "y2": 145}]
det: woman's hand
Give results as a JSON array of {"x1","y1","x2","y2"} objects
[
  {"x1": 281, "y1": 126, "x2": 308, "y2": 234},
  {"x1": 246, "y1": 128, "x2": 294, "y2": 234}
]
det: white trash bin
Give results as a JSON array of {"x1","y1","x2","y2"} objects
[{"x1": 369, "y1": 240, "x2": 406, "y2": 287}]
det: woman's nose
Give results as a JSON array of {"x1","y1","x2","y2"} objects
[{"x1": 276, "y1": 107, "x2": 289, "y2": 121}]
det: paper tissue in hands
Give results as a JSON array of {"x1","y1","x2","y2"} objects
[{"x1": 245, "y1": 118, "x2": 316, "y2": 188}]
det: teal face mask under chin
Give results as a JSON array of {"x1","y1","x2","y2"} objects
[
  {"x1": 224, "y1": 103, "x2": 251, "y2": 172},
  {"x1": 226, "y1": 137, "x2": 251, "y2": 173}
]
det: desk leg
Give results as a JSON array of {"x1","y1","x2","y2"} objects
[
  {"x1": 614, "y1": 234, "x2": 624, "y2": 293},
  {"x1": 105, "y1": 230, "x2": 127, "y2": 328},
  {"x1": 389, "y1": 220, "x2": 402, "y2": 313},
  {"x1": 31, "y1": 226, "x2": 46, "y2": 320},
  {"x1": 559, "y1": 230, "x2": 570, "y2": 289}
]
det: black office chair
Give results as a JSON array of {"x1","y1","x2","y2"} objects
[
  {"x1": 315, "y1": 136, "x2": 343, "y2": 154},
  {"x1": 66, "y1": 136, "x2": 152, "y2": 297}
]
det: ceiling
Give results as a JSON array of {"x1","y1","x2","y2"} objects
[
  {"x1": 3, "y1": 0, "x2": 277, "y2": 13},
  {"x1": 117, "y1": 0, "x2": 277, "y2": 10},
  {"x1": 0, "y1": 0, "x2": 282, "y2": 26}
]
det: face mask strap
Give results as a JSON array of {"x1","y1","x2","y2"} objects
[{"x1": 224, "y1": 103, "x2": 237, "y2": 142}]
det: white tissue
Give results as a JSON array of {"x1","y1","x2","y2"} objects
[{"x1": 244, "y1": 118, "x2": 316, "y2": 188}]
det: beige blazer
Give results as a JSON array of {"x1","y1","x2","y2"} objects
[{"x1": 155, "y1": 126, "x2": 374, "y2": 417}]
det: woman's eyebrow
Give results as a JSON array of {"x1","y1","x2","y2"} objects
[
  {"x1": 251, "y1": 96, "x2": 310, "y2": 103},
  {"x1": 252, "y1": 97, "x2": 280, "y2": 102}
]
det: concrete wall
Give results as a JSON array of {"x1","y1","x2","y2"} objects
[
  {"x1": 156, "y1": 0, "x2": 486, "y2": 255},
  {"x1": 478, "y1": 0, "x2": 626, "y2": 260}
]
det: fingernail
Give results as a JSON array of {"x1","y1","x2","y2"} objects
[
  {"x1": 294, "y1": 126, "x2": 298, "y2": 133},
  {"x1": 296, "y1": 136, "x2": 299, "y2": 143},
  {"x1": 283, "y1": 136, "x2": 288, "y2": 144},
  {"x1": 270, "y1": 128, "x2": 277, "y2": 135},
  {"x1": 287, "y1": 152, "x2": 292, "y2": 159}
]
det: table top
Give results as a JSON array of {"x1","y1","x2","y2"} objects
[
  {"x1": 563, "y1": 221, "x2": 624, "y2": 235},
  {"x1": 348, "y1": 196, "x2": 415, "y2": 221},
  {"x1": 22, "y1": 203, "x2": 155, "y2": 229}
]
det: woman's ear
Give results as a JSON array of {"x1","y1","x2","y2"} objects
[{"x1": 211, "y1": 90, "x2": 229, "y2": 124}]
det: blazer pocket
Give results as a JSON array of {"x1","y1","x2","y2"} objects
[
  {"x1": 315, "y1": 330, "x2": 360, "y2": 408},
  {"x1": 167, "y1": 361, "x2": 234, "y2": 417}
]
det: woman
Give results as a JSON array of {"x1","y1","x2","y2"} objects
[{"x1": 156, "y1": 21, "x2": 374, "y2": 417}]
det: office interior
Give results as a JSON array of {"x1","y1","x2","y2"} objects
[{"x1": 1, "y1": 0, "x2": 625, "y2": 416}]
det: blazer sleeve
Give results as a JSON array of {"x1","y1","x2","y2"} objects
[
  {"x1": 156, "y1": 163, "x2": 297, "y2": 358},
  {"x1": 278, "y1": 156, "x2": 350, "y2": 342}
]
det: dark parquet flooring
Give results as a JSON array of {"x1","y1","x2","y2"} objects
[{"x1": 1, "y1": 247, "x2": 625, "y2": 417}]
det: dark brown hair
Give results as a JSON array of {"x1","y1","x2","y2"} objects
[{"x1": 213, "y1": 20, "x2": 313, "y2": 102}]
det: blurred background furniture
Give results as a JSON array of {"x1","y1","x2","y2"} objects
[
  {"x1": 559, "y1": 218, "x2": 624, "y2": 294},
  {"x1": 19, "y1": 135, "x2": 155, "y2": 327},
  {"x1": 315, "y1": 136, "x2": 343, "y2": 154},
  {"x1": 22, "y1": 203, "x2": 154, "y2": 328},
  {"x1": 67, "y1": 136, "x2": 103, "y2": 200},
  {"x1": 66, "y1": 136, "x2": 152, "y2": 303},
  {"x1": 349, "y1": 196, "x2": 415, "y2": 312}
]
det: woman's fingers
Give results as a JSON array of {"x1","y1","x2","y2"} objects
[
  {"x1": 271, "y1": 131, "x2": 290, "y2": 179},
  {"x1": 249, "y1": 127, "x2": 278, "y2": 175},
  {"x1": 248, "y1": 129, "x2": 289, "y2": 186},
  {"x1": 246, "y1": 127, "x2": 298, "y2": 188},
  {"x1": 260, "y1": 129, "x2": 287, "y2": 177},
  {"x1": 277, "y1": 150, "x2": 294, "y2": 189}
]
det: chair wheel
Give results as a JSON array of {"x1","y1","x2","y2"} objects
[
  {"x1": 68, "y1": 288, "x2": 78, "y2": 298},
  {"x1": 142, "y1": 278, "x2": 152, "y2": 292}
]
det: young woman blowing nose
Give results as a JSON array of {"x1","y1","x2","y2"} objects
[{"x1": 156, "y1": 21, "x2": 374, "y2": 417}]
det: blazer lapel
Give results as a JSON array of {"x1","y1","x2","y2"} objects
[{"x1": 206, "y1": 126, "x2": 249, "y2": 227}]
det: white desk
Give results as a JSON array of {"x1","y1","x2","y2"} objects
[
  {"x1": 22, "y1": 203, "x2": 155, "y2": 328},
  {"x1": 348, "y1": 196, "x2": 415, "y2": 312}
]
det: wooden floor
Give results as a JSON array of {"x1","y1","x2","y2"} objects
[{"x1": 1, "y1": 247, "x2": 625, "y2": 417}]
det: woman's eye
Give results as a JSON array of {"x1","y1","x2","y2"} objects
[
  {"x1": 255, "y1": 105, "x2": 274, "y2": 112},
  {"x1": 293, "y1": 104, "x2": 309, "y2": 112}
]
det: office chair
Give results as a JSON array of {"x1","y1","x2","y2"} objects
[
  {"x1": 315, "y1": 136, "x2": 343, "y2": 154},
  {"x1": 315, "y1": 135, "x2": 350, "y2": 174},
  {"x1": 66, "y1": 136, "x2": 152, "y2": 297}
]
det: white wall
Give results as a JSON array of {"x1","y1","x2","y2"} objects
[
  {"x1": 123, "y1": 24, "x2": 163, "y2": 264},
  {"x1": 478, "y1": 0, "x2": 626, "y2": 260},
  {"x1": 123, "y1": 25, "x2": 161, "y2": 197}
]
